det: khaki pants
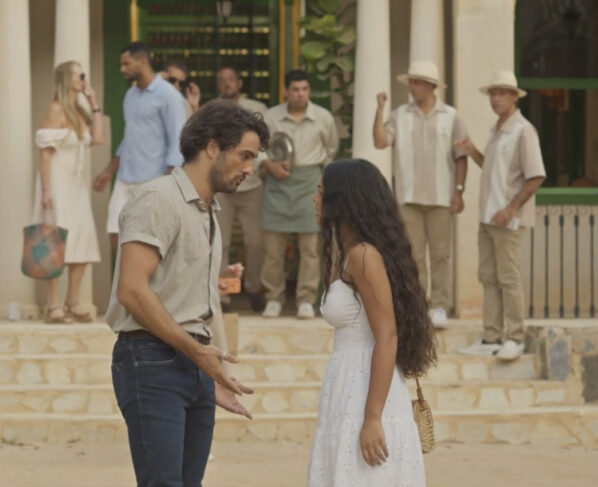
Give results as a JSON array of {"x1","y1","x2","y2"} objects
[
  {"x1": 401, "y1": 204, "x2": 452, "y2": 310},
  {"x1": 261, "y1": 232, "x2": 320, "y2": 305},
  {"x1": 478, "y1": 223, "x2": 525, "y2": 343},
  {"x1": 216, "y1": 186, "x2": 264, "y2": 295}
]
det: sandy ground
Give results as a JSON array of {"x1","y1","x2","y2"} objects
[{"x1": 0, "y1": 439, "x2": 596, "y2": 487}]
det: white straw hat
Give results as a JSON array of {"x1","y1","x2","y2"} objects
[
  {"x1": 479, "y1": 70, "x2": 527, "y2": 98},
  {"x1": 397, "y1": 61, "x2": 446, "y2": 88}
]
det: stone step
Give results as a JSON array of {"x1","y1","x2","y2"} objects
[
  {"x1": 0, "y1": 379, "x2": 582, "y2": 417},
  {"x1": 237, "y1": 317, "x2": 484, "y2": 355},
  {"x1": 0, "y1": 354, "x2": 113, "y2": 385},
  {"x1": 235, "y1": 353, "x2": 540, "y2": 383},
  {"x1": 0, "y1": 322, "x2": 116, "y2": 356},
  {"x1": 1, "y1": 406, "x2": 597, "y2": 447},
  {"x1": 0, "y1": 351, "x2": 539, "y2": 387},
  {"x1": 0, "y1": 319, "x2": 485, "y2": 357},
  {"x1": 215, "y1": 406, "x2": 598, "y2": 447},
  {"x1": 214, "y1": 380, "x2": 583, "y2": 414}
]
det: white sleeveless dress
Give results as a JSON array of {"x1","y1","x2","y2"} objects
[
  {"x1": 308, "y1": 280, "x2": 425, "y2": 487},
  {"x1": 32, "y1": 128, "x2": 100, "y2": 264}
]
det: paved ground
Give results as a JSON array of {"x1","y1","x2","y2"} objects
[{"x1": 0, "y1": 439, "x2": 596, "y2": 487}]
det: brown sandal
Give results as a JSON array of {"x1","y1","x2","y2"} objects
[
  {"x1": 64, "y1": 303, "x2": 93, "y2": 323},
  {"x1": 45, "y1": 305, "x2": 74, "y2": 324}
]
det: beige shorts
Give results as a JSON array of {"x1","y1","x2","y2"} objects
[{"x1": 106, "y1": 179, "x2": 144, "y2": 234}]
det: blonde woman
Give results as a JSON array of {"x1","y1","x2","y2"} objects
[{"x1": 32, "y1": 61, "x2": 104, "y2": 323}]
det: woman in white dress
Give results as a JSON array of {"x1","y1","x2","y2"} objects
[
  {"x1": 308, "y1": 159, "x2": 437, "y2": 486},
  {"x1": 32, "y1": 61, "x2": 104, "y2": 323}
]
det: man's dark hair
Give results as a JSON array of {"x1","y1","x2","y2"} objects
[
  {"x1": 284, "y1": 69, "x2": 309, "y2": 89},
  {"x1": 180, "y1": 100, "x2": 269, "y2": 163},
  {"x1": 120, "y1": 41, "x2": 152, "y2": 61},
  {"x1": 163, "y1": 59, "x2": 188, "y2": 75},
  {"x1": 217, "y1": 65, "x2": 240, "y2": 79}
]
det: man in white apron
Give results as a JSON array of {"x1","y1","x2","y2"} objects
[
  {"x1": 260, "y1": 70, "x2": 339, "y2": 319},
  {"x1": 456, "y1": 70, "x2": 545, "y2": 360},
  {"x1": 373, "y1": 61, "x2": 469, "y2": 328}
]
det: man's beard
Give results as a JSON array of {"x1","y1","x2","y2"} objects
[{"x1": 210, "y1": 154, "x2": 242, "y2": 194}]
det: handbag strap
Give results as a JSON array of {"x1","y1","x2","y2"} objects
[
  {"x1": 42, "y1": 208, "x2": 56, "y2": 225},
  {"x1": 415, "y1": 376, "x2": 425, "y2": 406}
]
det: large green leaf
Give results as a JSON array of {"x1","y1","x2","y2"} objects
[
  {"x1": 333, "y1": 54, "x2": 354, "y2": 72},
  {"x1": 300, "y1": 41, "x2": 329, "y2": 60},
  {"x1": 315, "y1": 54, "x2": 336, "y2": 72},
  {"x1": 317, "y1": 0, "x2": 341, "y2": 14},
  {"x1": 335, "y1": 27, "x2": 357, "y2": 45},
  {"x1": 303, "y1": 14, "x2": 337, "y2": 33}
]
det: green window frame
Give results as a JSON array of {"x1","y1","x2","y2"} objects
[{"x1": 515, "y1": 1, "x2": 598, "y2": 204}]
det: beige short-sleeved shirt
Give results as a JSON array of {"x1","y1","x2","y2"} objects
[
  {"x1": 105, "y1": 166, "x2": 222, "y2": 337},
  {"x1": 264, "y1": 101, "x2": 339, "y2": 167},
  {"x1": 236, "y1": 96, "x2": 268, "y2": 192},
  {"x1": 385, "y1": 99, "x2": 468, "y2": 207},
  {"x1": 479, "y1": 110, "x2": 546, "y2": 228}
]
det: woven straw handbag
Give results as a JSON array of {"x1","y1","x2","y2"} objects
[{"x1": 412, "y1": 377, "x2": 436, "y2": 453}]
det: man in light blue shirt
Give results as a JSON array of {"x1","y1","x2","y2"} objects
[{"x1": 93, "y1": 42, "x2": 186, "y2": 256}]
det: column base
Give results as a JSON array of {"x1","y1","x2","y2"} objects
[
  {"x1": 0, "y1": 303, "x2": 41, "y2": 321},
  {"x1": 0, "y1": 303, "x2": 98, "y2": 321}
]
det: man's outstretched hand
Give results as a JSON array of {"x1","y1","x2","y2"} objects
[{"x1": 215, "y1": 379, "x2": 254, "y2": 419}]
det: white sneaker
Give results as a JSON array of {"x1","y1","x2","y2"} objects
[
  {"x1": 459, "y1": 339, "x2": 502, "y2": 356},
  {"x1": 297, "y1": 302, "x2": 315, "y2": 319},
  {"x1": 495, "y1": 340, "x2": 525, "y2": 360},
  {"x1": 429, "y1": 308, "x2": 448, "y2": 329},
  {"x1": 262, "y1": 300, "x2": 282, "y2": 318}
]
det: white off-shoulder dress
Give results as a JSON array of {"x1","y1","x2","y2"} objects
[
  {"x1": 32, "y1": 128, "x2": 100, "y2": 264},
  {"x1": 308, "y1": 280, "x2": 425, "y2": 487}
]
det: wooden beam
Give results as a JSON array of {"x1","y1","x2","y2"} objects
[
  {"x1": 130, "y1": 0, "x2": 139, "y2": 41},
  {"x1": 278, "y1": 0, "x2": 286, "y2": 103}
]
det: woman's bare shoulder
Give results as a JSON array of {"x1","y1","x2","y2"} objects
[{"x1": 41, "y1": 102, "x2": 65, "y2": 129}]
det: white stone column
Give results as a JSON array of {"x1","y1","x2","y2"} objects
[
  {"x1": 409, "y1": 0, "x2": 445, "y2": 88},
  {"x1": 55, "y1": 0, "x2": 90, "y2": 74},
  {"x1": 0, "y1": 1, "x2": 37, "y2": 319},
  {"x1": 352, "y1": 0, "x2": 392, "y2": 182},
  {"x1": 54, "y1": 0, "x2": 95, "y2": 315},
  {"x1": 453, "y1": 0, "x2": 516, "y2": 317}
]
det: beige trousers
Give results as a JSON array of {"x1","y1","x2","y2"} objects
[
  {"x1": 400, "y1": 204, "x2": 452, "y2": 310},
  {"x1": 216, "y1": 186, "x2": 264, "y2": 295},
  {"x1": 478, "y1": 223, "x2": 525, "y2": 343},
  {"x1": 261, "y1": 232, "x2": 320, "y2": 305}
]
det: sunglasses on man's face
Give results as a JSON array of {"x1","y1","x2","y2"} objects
[
  {"x1": 168, "y1": 76, "x2": 188, "y2": 90},
  {"x1": 79, "y1": 73, "x2": 85, "y2": 81}
]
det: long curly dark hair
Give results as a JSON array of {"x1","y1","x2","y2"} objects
[{"x1": 320, "y1": 159, "x2": 437, "y2": 377}]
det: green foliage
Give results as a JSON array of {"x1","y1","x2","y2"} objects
[{"x1": 300, "y1": 0, "x2": 356, "y2": 150}]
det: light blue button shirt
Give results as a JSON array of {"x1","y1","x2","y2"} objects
[{"x1": 116, "y1": 75, "x2": 186, "y2": 184}]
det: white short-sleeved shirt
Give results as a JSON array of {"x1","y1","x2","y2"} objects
[{"x1": 479, "y1": 110, "x2": 546, "y2": 228}]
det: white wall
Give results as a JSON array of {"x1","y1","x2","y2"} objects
[{"x1": 452, "y1": 0, "x2": 517, "y2": 317}]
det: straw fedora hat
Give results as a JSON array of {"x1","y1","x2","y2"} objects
[
  {"x1": 397, "y1": 61, "x2": 446, "y2": 88},
  {"x1": 479, "y1": 70, "x2": 527, "y2": 98}
]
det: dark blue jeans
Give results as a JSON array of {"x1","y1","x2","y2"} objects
[{"x1": 111, "y1": 333, "x2": 215, "y2": 487}]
